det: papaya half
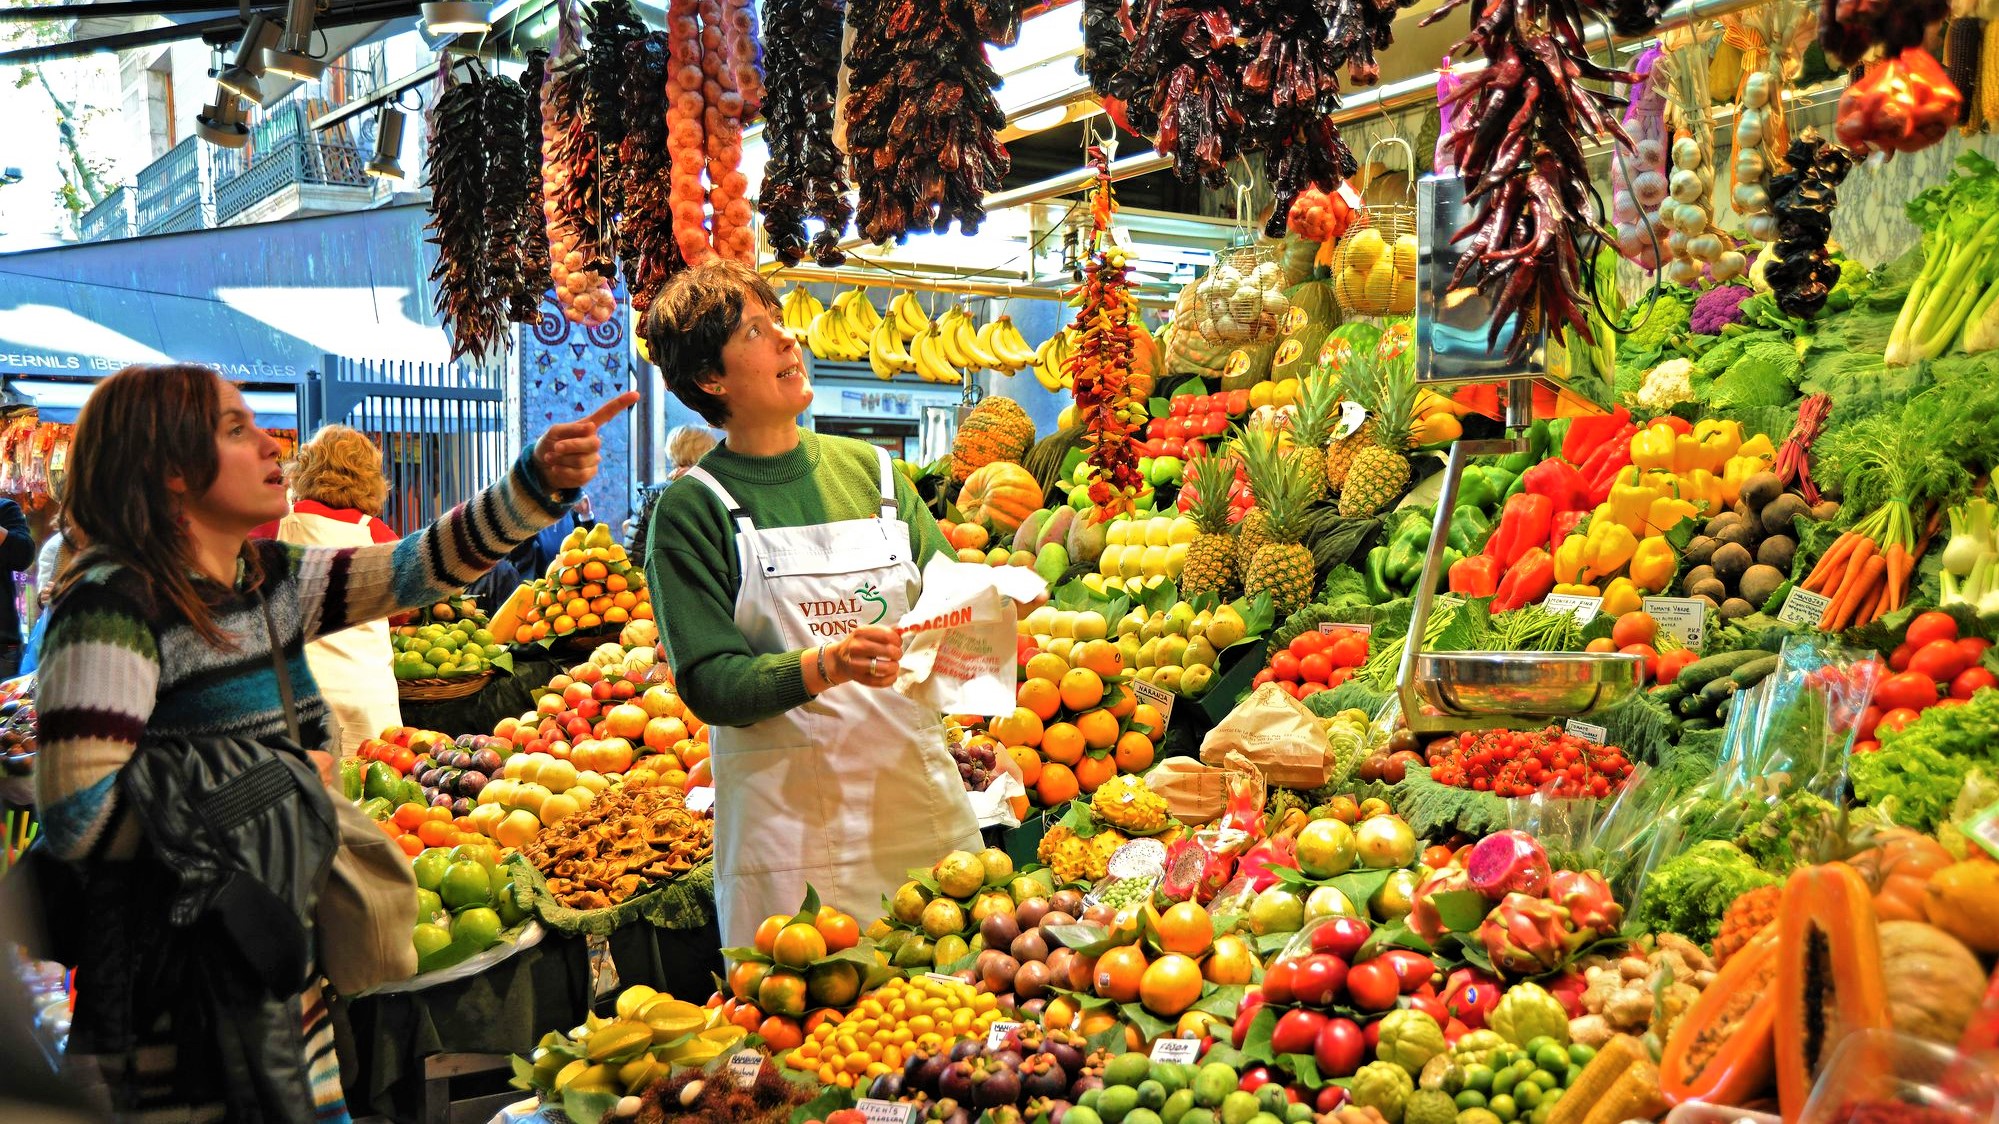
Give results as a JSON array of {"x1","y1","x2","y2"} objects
[
  {"x1": 1659, "y1": 921, "x2": 1779, "y2": 1108},
  {"x1": 1772, "y1": 863, "x2": 1891, "y2": 1123}
]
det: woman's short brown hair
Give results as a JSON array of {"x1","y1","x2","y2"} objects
[
  {"x1": 641, "y1": 260, "x2": 781, "y2": 426},
  {"x1": 290, "y1": 424, "x2": 390, "y2": 515}
]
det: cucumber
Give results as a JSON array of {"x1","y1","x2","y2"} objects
[
  {"x1": 1698, "y1": 677, "x2": 1740, "y2": 711},
  {"x1": 1652, "y1": 683, "x2": 1688, "y2": 706},
  {"x1": 1731, "y1": 654, "x2": 1780, "y2": 688},
  {"x1": 1675, "y1": 650, "x2": 1767, "y2": 692}
]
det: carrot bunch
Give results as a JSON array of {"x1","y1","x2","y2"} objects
[{"x1": 1800, "y1": 498, "x2": 1923, "y2": 629}]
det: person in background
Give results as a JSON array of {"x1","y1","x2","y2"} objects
[
  {"x1": 666, "y1": 425, "x2": 718, "y2": 480},
  {"x1": 273, "y1": 426, "x2": 403, "y2": 756},
  {"x1": 0, "y1": 495, "x2": 35, "y2": 680},
  {"x1": 36, "y1": 363, "x2": 634, "y2": 1121},
  {"x1": 22, "y1": 506, "x2": 81, "y2": 677}
]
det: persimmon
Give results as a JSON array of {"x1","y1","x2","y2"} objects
[
  {"x1": 1007, "y1": 745, "x2": 1043, "y2": 786},
  {"x1": 1139, "y1": 953, "x2": 1205, "y2": 1017},
  {"x1": 754, "y1": 913, "x2": 788, "y2": 957},
  {"x1": 1094, "y1": 944, "x2": 1149, "y2": 1002}
]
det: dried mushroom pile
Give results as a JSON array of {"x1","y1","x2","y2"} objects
[{"x1": 521, "y1": 782, "x2": 714, "y2": 910}]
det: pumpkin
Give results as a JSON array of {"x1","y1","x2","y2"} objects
[
  {"x1": 956, "y1": 461, "x2": 1043, "y2": 535},
  {"x1": 1924, "y1": 859, "x2": 1999, "y2": 953},
  {"x1": 1877, "y1": 921, "x2": 1983, "y2": 1045},
  {"x1": 950, "y1": 396, "x2": 1036, "y2": 482},
  {"x1": 1773, "y1": 864, "x2": 1891, "y2": 1123},
  {"x1": 1659, "y1": 922, "x2": 1778, "y2": 1108},
  {"x1": 1847, "y1": 828, "x2": 1951, "y2": 922}
]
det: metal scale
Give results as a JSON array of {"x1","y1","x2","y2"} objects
[{"x1": 1392, "y1": 175, "x2": 1646, "y2": 733}]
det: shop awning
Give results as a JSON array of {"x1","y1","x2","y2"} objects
[
  {"x1": 0, "y1": 270, "x2": 310, "y2": 382},
  {"x1": 4, "y1": 378, "x2": 301, "y2": 427}
]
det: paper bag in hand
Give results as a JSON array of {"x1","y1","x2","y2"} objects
[
  {"x1": 1197, "y1": 682, "x2": 1332, "y2": 789},
  {"x1": 894, "y1": 554, "x2": 1048, "y2": 716}
]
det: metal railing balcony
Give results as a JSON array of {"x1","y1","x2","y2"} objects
[{"x1": 79, "y1": 184, "x2": 135, "y2": 242}]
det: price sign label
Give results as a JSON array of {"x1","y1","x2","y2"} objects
[
  {"x1": 1150, "y1": 1037, "x2": 1202, "y2": 1064},
  {"x1": 924, "y1": 972, "x2": 964, "y2": 987},
  {"x1": 685, "y1": 787, "x2": 716, "y2": 814},
  {"x1": 1778, "y1": 586, "x2": 1833, "y2": 627},
  {"x1": 1542, "y1": 594, "x2": 1604, "y2": 624},
  {"x1": 1111, "y1": 227, "x2": 1136, "y2": 251},
  {"x1": 1641, "y1": 596, "x2": 1708, "y2": 651},
  {"x1": 1318, "y1": 621, "x2": 1374, "y2": 639},
  {"x1": 1281, "y1": 306, "x2": 1310, "y2": 334},
  {"x1": 1275, "y1": 339, "x2": 1304, "y2": 367},
  {"x1": 1565, "y1": 719, "x2": 1608, "y2": 745},
  {"x1": 1224, "y1": 350, "x2": 1252, "y2": 380},
  {"x1": 985, "y1": 1022, "x2": 1022, "y2": 1050},
  {"x1": 856, "y1": 1099, "x2": 920, "y2": 1124},
  {"x1": 1130, "y1": 679, "x2": 1175, "y2": 734},
  {"x1": 727, "y1": 1050, "x2": 765, "y2": 1087},
  {"x1": 49, "y1": 443, "x2": 67, "y2": 472},
  {"x1": 1335, "y1": 400, "x2": 1368, "y2": 439},
  {"x1": 1965, "y1": 801, "x2": 1999, "y2": 862}
]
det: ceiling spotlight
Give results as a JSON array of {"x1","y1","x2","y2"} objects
[
  {"x1": 420, "y1": 1, "x2": 494, "y2": 34},
  {"x1": 364, "y1": 106, "x2": 407, "y2": 179},
  {"x1": 196, "y1": 91, "x2": 251, "y2": 148},
  {"x1": 216, "y1": 14, "x2": 278, "y2": 101},
  {"x1": 266, "y1": 0, "x2": 327, "y2": 80}
]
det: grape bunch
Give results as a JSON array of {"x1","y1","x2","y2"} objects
[{"x1": 953, "y1": 739, "x2": 995, "y2": 791}]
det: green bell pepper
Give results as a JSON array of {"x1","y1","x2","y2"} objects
[
  {"x1": 1386, "y1": 516, "x2": 1433, "y2": 589},
  {"x1": 1497, "y1": 418, "x2": 1551, "y2": 474},
  {"x1": 1431, "y1": 547, "x2": 1464, "y2": 592},
  {"x1": 1449, "y1": 506, "x2": 1493, "y2": 555},
  {"x1": 359, "y1": 796, "x2": 395, "y2": 821},
  {"x1": 363, "y1": 760, "x2": 402, "y2": 803},
  {"x1": 339, "y1": 758, "x2": 365, "y2": 803},
  {"x1": 1364, "y1": 545, "x2": 1395, "y2": 603},
  {"x1": 1457, "y1": 466, "x2": 1503, "y2": 512}
]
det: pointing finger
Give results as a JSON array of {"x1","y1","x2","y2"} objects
[{"x1": 582, "y1": 390, "x2": 641, "y2": 429}]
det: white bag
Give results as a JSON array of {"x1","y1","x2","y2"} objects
[{"x1": 893, "y1": 554, "x2": 1047, "y2": 716}]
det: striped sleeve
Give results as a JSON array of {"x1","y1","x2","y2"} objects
[
  {"x1": 33, "y1": 577, "x2": 162, "y2": 861},
  {"x1": 292, "y1": 449, "x2": 575, "y2": 640}
]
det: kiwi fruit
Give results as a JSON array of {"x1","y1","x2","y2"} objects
[{"x1": 1711, "y1": 542, "x2": 1754, "y2": 586}]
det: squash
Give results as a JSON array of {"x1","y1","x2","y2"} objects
[
  {"x1": 1877, "y1": 921, "x2": 1983, "y2": 1046},
  {"x1": 1924, "y1": 859, "x2": 1999, "y2": 953},
  {"x1": 950, "y1": 396, "x2": 1037, "y2": 482},
  {"x1": 1773, "y1": 863, "x2": 1891, "y2": 1123},
  {"x1": 956, "y1": 461, "x2": 1044, "y2": 535},
  {"x1": 1846, "y1": 828, "x2": 1951, "y2": 923},
  {"x1": 1659, "y1": 922, "x2": 1778, "y2": 1108}
]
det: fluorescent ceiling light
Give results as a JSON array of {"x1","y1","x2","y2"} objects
[{"x1": 422, "y1": 1, "x2": 495, "y2": 34}]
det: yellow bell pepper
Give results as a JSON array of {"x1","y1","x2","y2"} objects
[
  {"x1": 1631, "y1": 423, "x2": 1677, "y2": 471},
  {"x1": 1691, "y1": 419, "x2": 1743, "y2": 469},
  {"x1": 1552, "y1": 583, "x2": 1601, "y2": 597},
  {"x1": 1676, "y1": 470, "x2": 1724, "y2": 515},
  {"x1": 1648, "y1": 495, "x2": 1701, "y2": 534},
  {"x1": 1606, "y1": 480, "x2": 1662, "y2": 534},
  {"x1": 1629, "y1": 537, "x2": 1676, "y2": 594},
  {"x1": 1554, "y1": 533, "x2": 1588, "y2": 584},
  {"x1": 1600, "y1": 577, "x2": 1644, "y2": 616},
  {"x1": 1736, "y1": 432, "x2": 1776, "y2": 461},
  {"x1": 1583, "y1": 520, "x2": 1638, "y2": 582},
  {"x1": 1721, "y1": 452, "x2": 1773, "y2": 506}
]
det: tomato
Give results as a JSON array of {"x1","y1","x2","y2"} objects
[
  {"x1": 1889, "y1": 642, "x2": 1914, "y2": 672},
  {"x1": 1853, "y1": 739, "x2": 1880, "y2": 754},
  {"x1": 1299, "y1": 652, "x2": 1333, "y2": 684},
  {"x1": 388, "y1": 747, "x2": 417, "y2": 776},
  {"x1": 1874, "y1": 671, "x2": 1941, "y2": 713},
  {"x1": 1327, "y1": 666, "x2": 1355, "y2": 687},
  {"x1": 1298, "y1": 682, "x2": 1326, "y2": 700},
  {"x1": 1931, "y1": 696, "x2": 1967, "y2": 708},
  {"x1": 1329, "y1": 634, "x2": 1369, "y2": 668},
  {"x1": 1619, "y1": 643, "x2": 1659, "y2": 682},
  {"x1": 1280, "y1": 682, "x2": 1302, "y2": 699},
  {"x1": 1269, "y1": 651, "x2": 1302, "y2": 682},
  {"x1": 1951, "y1": 666, "x2": 1998, "y2": 699},
  {"x1": 1289, "y1": 631, "x2": 1329, "y2": 659},
  {"x1": 1959, "y1": 637, "x2": 1992, "y2": 664},
  {"x1": 1905, "y1": 610, "x2": 1960, "y2": 649},
  {"x1": 1654, "y1": 648, "x2": 1699, "y2": 684},
  {"x1": 1907, "y1": 639, "x2": 1972, "y2": 683},
  {"x1": 1252, "y1": 669, "x2": 1275, "y2": 688},
  {"x1": 1856, "y1": 705, "x2": 1882, "y2": 742},
  {"x1": 1344, "y1": 959, "x2": 1401, "y2": 1012},
  {"x1": 1876, "y1": 707, "x2": 1922, "y2": 735}
]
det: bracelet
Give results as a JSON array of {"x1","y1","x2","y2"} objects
[{"x1": 815, "y1": 646, "x2": 832, "y2": 690}]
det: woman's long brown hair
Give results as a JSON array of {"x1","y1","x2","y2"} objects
[{"x1": 57, "y1": 364, "x2": 260, "y2": 646}]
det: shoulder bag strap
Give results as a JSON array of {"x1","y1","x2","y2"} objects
[{"x1": 258, "y1": 593, "x2": 304, "y2": 747}]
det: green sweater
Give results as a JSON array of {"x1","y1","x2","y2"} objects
[{"x1": 644, "y1": 429, "x2": 951, "y2": 727}]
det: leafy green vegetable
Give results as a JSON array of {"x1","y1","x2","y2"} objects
[
  {"x1": 1734, "y1": 790, "x2": 1841, "y2": 873},
  {"x1": 1707, "y1": 339, "x2": 1804, "y2": 410},
  {"x1": 1886, "y1": 151, "x2": 1999, "y2": 365},
  {"x1": 1813, "y1": 388, "x2": 1977, "y2": 517},
  {"x1": 1633, "y1": 840, "x2": 1781, "y2": 946},
  {"x1": 1850, "y1": 687, "x2": 1999, "y2": 830}
]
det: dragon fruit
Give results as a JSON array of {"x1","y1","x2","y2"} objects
[
  {"x1": 1161, "y1": 837, "x2": 1238, "y2": 904},
  {"x1": 1235, "y1": 835, "x2": 1298, "y2": 893},
  {"x1": 1409, "y1": 867, "x2": 1474, "y2": 946},
  {"x1": 1466, "y1": 830, "x2": 1551, "y2": 900},
  {"x1": 1547, "y1": 869, "x2": 1624, "y2": 939},
  {"x1": 1477, "y1": 892, "x2": 1584, "y2": 976},
  {"x1": 1545, "y1": 969, "x2": 1588, "y2": 1018},
  {"x1": 1442, "y1": 967, "x2": 1505, "y2": 1029}
]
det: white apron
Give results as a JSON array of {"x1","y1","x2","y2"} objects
[
  {"x1": 277, "y1": 509, "x2": 402, "y2": 756},
  {"x1": 685, "y1": 447, "x2": 983, "y2": 948}
]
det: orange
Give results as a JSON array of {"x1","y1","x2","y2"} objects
[
  {"x1": 392, "y1": 803, "x2": 428, "y2": 831},
  {"x1": 1113, "y1": 730, "x2": 1156, "y2": 772},
  {"x1": 1075, "y1": 708, "x2": 1120, "y2": 751},
  {"x1": 559, "y1": 567, "x2": 581, "y2": 587},
  {"x1": 1007, "y1": 745, "x2": 1043, "y2": 786},
  {"x1": 1074, "y1": 753, "x2": 1115, "y2": 793},
  {"x1": 581, "y1": 583, "x2": 605, "y2": 601},
  {"x1": 772, "y1": 922, "x2": 828, "y2": 968},
  {"x1": 1155, "y1": 902, "x2": 1214, "y2": 956},
  {"x1": 1093, "y1": 944, "x2": 1149, "y2": 1002},
  {"x1": 1059, "y1": 667, "x2": 1105, "y2": 711},
  {"x1": 1017, "y1": 678, "x2": 1063, "y2": 722},
  {"x1": 990, "y1": 706, "x2": 1045, "y2": 748},
  {"x1": 578, "y1": 612, "x2": 603, "y2": 631},
  {"x1": 1075, "y1": 639, "x2": 1124, "y2": 678},
  {"x1": 416, "y1": 820, "x2": 455, "y2": 848},
  {"x1": 397, "y1": 834, "x2": 423, "y2": 857},
  {"x1": 583, "y1": 560, "x2": 608, "y2": 581},
  {"x1": 1139, "y1": 953, "x2": 1205, "y2": 1017},
  {"x1": 1040, "y1": 723, "x2": 1085, "y2": 765},
  {"x1": 633, "y1": 603, "x2": 654, "y2": 620},
  {"x1": 758, "y1": 1016, "x2": 804, "y2": 1052},
  {"x1": 814, "y1": 908, "x2": 860, "y2": 952},
  {"x1": 731, "y1": 1002, "x2": 768, "y2": 1032},
  {"x1": 757, "y1": 969, "x2": 809, "y2": 1018},
  {"x1": 1104, "y1": 682, "x2": 1137, "y2": 719},
  {"x1": 1585, "y1": 637, "x2": 1618, "y2": 653},
  {"x1": 754, "y1": 914, "x2": 789, "y2": 957},
  {"x1": 1035, "y1": 762, "x2": 1080, "y2": 806},
  {"x1": 728, "y1": 959, "x2": 770, "y2": 1002},
  {"x1": 606, "y1": 573, "x2": 629, "y2": 593},
  {"x1": 1203, "y1": 935, "x2": 1256, "y2": 985},
  {"x1": 1024, "y1": 653, "x2": 1070, "y2": 684},
  {"x1": 1130, "y1": 703, "x2": 1165, "y2": 741},
  {"x1": 1043, "y1": 996, "x2": 1079, "y2": 1031}
]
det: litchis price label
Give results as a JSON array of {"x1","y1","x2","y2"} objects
[
  {"x1": 1319, "y1": 621, "x2": 1373, "y2": 639},
  {"x1": 985, "y1": 1022, "x2": 1022, "y2": 1050},
  {"x1": 1641, "y1": 596, "x2": 1708, "y2": 651},
  {"x1": 1565, "y1": 719, "x2": 1608, "y2": 745},
  {"x1": 1778, "y1": 586, "x2": 1833, "y2": 628},
  {"x1": 727, "y1": 1049, "x2": 765, "y2": 1087},
  {"x1": 1130, "y1": 679, "x2": 1175, "y2": 734},
  {"x1": 1543, "y1": 594, "x2": 1604, "y2": 624},
  {"x1": 1335, "y1": 400, "x2": 1367, "y2": 439},
  {"x1": 856, "y1": 1099, "x2": 920, "y2": 1124},
  {"x1": 1151, "y1": 1037, "x2": 1202, "y2": 1065},
  {"x1": 685, "y1": 787, "x2": 716, "y2": 814}
]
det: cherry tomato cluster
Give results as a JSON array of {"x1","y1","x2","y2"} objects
[
  {"x1": 1425, "y1": 727, "x2": 1633, "y2": 798},
  {"x1": 1855, "y1": 611, "x2": 1995, "y2": 751},
  {"x1": 1253, "y1": 628, "x2": 1372, "y2": 700}
]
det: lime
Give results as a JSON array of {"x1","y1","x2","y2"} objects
[
  {"x1": 1488, "y1": 1094, "x2": 1517, "y2": 1122},
  {"x1": 1534, "y1": 1045, "x2": 1569, "y2": 1073},
  {"x1": 412, "y1": 922, "x2": 452, "y2": 958},
  {"x1": 435, "y1": 634, "x2": 462, "y2": 652},
  {"x1": 453, "y1": 906, "x2": 503, "y2": 951},
  {"x1": 1455, "y1": 1090, "x2": 1488, "y2": 1110},
  {"x1": 415, "y1": 888, "x2": 444, "y2": 922},
  {"x1": 1567, "y1": 1044, "x2": 1596, "y2": 1068},
  {"x1": 412, "y1": 848, "x2": 452, "y2": 892},
  {"x1": 473, "y1": 629, "x2": 496, "y2": 647},
  {"x1": 415, "y1": 662, "x2": 439, "y2": 677},
  {"x1": 1528, "y1": 1070, "x2": 1559, "y2": 1092},
  {"x1": 423, "y1": 647, "x2": 452, "y2": 665},
  {"x1": 1463, "y1": 1065, "x2": 1494, "y2": 1093},
  {"x1": 439, "y1": 860, "x2": 493, "y2": 910},
  {"x1": 482, "y1": 644, "x2": 506, "y2": 660}
]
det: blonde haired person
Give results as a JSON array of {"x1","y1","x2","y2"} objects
[
  {"x1": 276, "y1": 424, "x2": 403, "y2": 754},
  {"x1": 666, "y1": 424, "x2": 718, "y2": 479}
]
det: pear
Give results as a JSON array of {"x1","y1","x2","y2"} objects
[
  {"x1": 1141, "y1": 613, "x2": 1167, "y2": 643},
  {"x1": 1153, "y1": 665, "x2": 1184, "y2": 693},
  {"x1": 1164, "y1": 602, "x2": 1196, "y2": 636},
  {"x1": 1136, "y1": 638, "x2": 1160, "y2": 670},
  {"x1": 1181, "y1": 664, "x2": 1216, "y2": 697},
  {"x1": 1117, "y1": 610, "x2": 1146, "y2": 638},
  {"x1": 1185, "y1": 635, "x2": 1219, "y2": 668},
  {"x1": 1156, "y1": 635, "x2": 1190, "y2": 670},
  {"x1": 1206, "y1": 604, "x2": 1249, "y2": 649},
  {"x1": 1115, "y1": 635, "x2": 1142, "y2": 668},
  {"x1": 1074, "y1": 611, "x2": 1108, "y2": 641},
  {"x1": 1051, "y1": 611, "x2": 1077, "y2": 640}
]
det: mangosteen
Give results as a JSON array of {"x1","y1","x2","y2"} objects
[
  {"x1": 1068, "y1": 1074, "x2": 1103, "y2": 1101},
  {"x1": 915, "y1": 1053, "x2": 951, "y2": 1095},
  {"x1": 867, "y1": 1073, "x2": 902, "y2": 1101},
  {"x1": 996, "y1": 992, "x2": 1017, "y2": 1013},
  {"x1": 1043, "y1": 1101, "x2": 1073, "y2": 1124},
  {"x1": 1020, "y1": 1056, "x2": 1069, "y2": 1101},
  {"x1": 904, "y1": 1052, "x2": 933, "y2": 1089},
  {"x1": 991, "y1": 1049, "x2": 1024, "y2": 1072},
  {"x1": 1015, "y1": 897, "x2": 1051, "y2": 928},
  {"x1": 976, "y1": 1067, "x2": 1022, "y2": 1109},
  {"x1": 1011, "y1": 929, "x2": 1050, "y2": 964},
  {"x1": 950, "y1": 1040, "x2": 983, "y2": 1063},
  {"x1": 986, "y1": 1107, "x2": 1025, "y2": 1124},
  {"x1": 1049, "y1": 890, "x2": 1085, "y2": 916},
  {"x1": 1041, "y1": 1034, "x2": 1085, "y2": 1077},
  {"x1": 981, "y1": 911, "x2": 1022, "y2": 950},
  {"x1": 939, "y1": 1060, "x2": 977, "y2": 1104},
  {"x1": 937, "y1": 1106, "x2": 972, "y2": 1124},
  {"x1": 1014, "y1": 960, "x2": 1052, "y2": 1000}
]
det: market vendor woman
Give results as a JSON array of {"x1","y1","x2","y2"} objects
[{"x1": 642, "y1": 261, "x2": 982, "y2": 947}]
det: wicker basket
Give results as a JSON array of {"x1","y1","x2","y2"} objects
[{"x1": 397, "y1": 669, "x2": 499, "y2": 702}]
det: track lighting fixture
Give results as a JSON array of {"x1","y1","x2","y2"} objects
[
  {"x1": 364, "y1": 106, "x2": 407, "y2": 179},
  {"x1": 196, "y1": 89, "x2": 251, "y2": 148},
  {"x1": 216, "y1": 14, "x2": 278, "y2": 101},
  {"x1": 420, "y1": 1, "x2": 494, "y2": 34},
  {"x1": 265, "y1": 0, "x2": 327, "y2": 80}
]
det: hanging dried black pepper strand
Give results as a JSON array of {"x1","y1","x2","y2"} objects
[
  {"x1": 620, "y1": 32, "x2": 683, "y2": 309},
  {"x1": 512, "y1": 53, "x2": 552, "y2": 322}
]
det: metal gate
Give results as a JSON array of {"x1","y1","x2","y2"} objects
[{"x1": 306, "y1": 355, "x2": 512, "y2": 535}]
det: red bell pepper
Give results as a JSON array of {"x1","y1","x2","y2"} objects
[
  {"x1": 1448, "y1": 553, "x2": 1502, "y2": 598},
  {"x1": 1560, "y1": 405, "x2": 1633, "y2": 465},
  {"x1": 1521, "y1": 458, "x2": 1590, "y2": 512},
  {"x1": 1482, "y1": 493, "x2": 1555, "y2": 569},
  {"x1": 1549, "y1": 508, "x2": 1587, "y2": 552},
  {"x1": 1492, "y1": 547, "x2": 1556, "y2": 612},
  {"x1": 1653, "y1": 414, "x2": 1693, "y2": 436},
  {"x1": 1578, "y1": 427, "x2": 1636, "y2": 505}
]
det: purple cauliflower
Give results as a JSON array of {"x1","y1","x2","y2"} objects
[{"x1": 1690, "y1": 284, "x2": 1753, "y2": 334}]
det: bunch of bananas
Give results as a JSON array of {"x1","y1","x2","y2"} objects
[
  {"x1": 799, "y1": 289, "x2": 880, "y2": 363},
  {"x1": 777, "y1": 286, "x2": 825, "y2": 336},
  {"x1": 1030, "y1": 328, "x2": 1079, "y2": 393}
]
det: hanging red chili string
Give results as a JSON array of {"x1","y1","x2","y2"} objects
[{"x1": 1065, "y1": 145, "x2": 1144, "y2": 521}]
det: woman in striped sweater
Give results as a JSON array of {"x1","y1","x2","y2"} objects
[{"x1": 34, "y1": 364, "x2": 636, "y2": 1121}]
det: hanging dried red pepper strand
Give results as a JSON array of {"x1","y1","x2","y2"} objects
[{"x1": 1065, "y1": 146, "x2": 1145, "y2": 521}]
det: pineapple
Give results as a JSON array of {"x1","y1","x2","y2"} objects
[
  {"x1": 1338, "y1": 349, "x2": 1418, "y2": 517},
  {"x1": 1180, "y1": 454, "x2": 1239, "y2": 599},
  {"x1": 1243, "y1": 447, "x2": 1318, "y2": 618},
  {"x1": 1233, "y1": 427, "x2": 1280, "y2": 574},
  {"x1": 1287, "y1": 371, "x2": 1340, "y2": 504}
]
